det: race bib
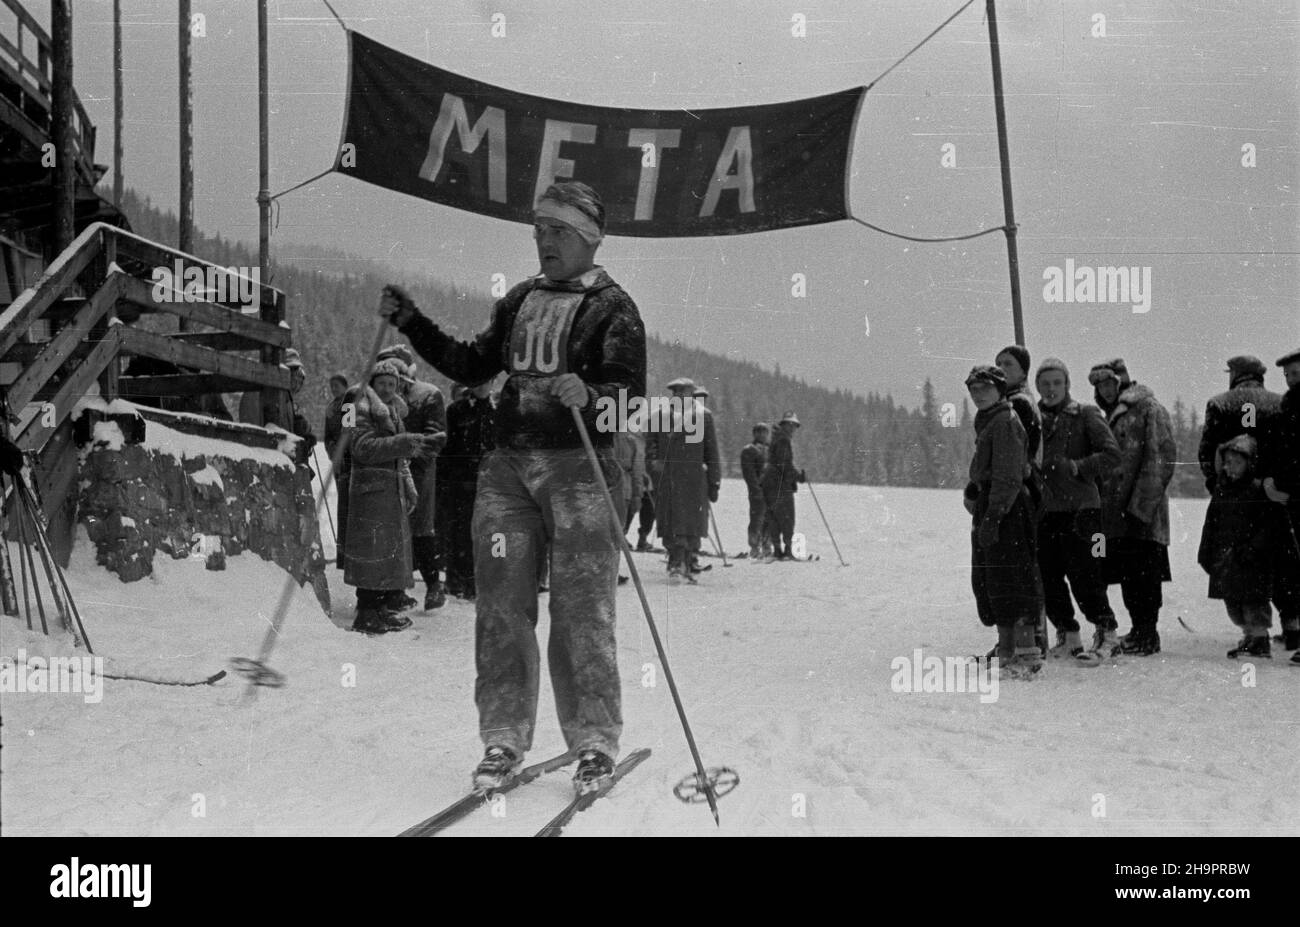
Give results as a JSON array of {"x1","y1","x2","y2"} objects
[{"x1": 508, "y1": 288, "x2": 583, "y2": 376}]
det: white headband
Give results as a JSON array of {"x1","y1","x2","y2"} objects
[{"x1": 534, "y1": 199, "x2": 603, "y2": 246}]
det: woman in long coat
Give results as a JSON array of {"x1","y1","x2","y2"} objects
[
  {"x1": 648, "y1": 383, "x2": 721, "y2": 579},
  {"x1": 344, "y1": 359, "x2": 427, "y2": 634}
]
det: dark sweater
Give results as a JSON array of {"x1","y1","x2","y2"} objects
[{"x1": 399, "y1": 268, "x2": 646, "y2": 450}]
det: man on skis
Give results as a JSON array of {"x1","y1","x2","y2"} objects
[{"x1": 379, "y1": 181, "x2": 647, "y2": 794}]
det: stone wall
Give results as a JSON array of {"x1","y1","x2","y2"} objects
[{"x1": 74, "y1": 406, "x2": 330, "y2": 613}]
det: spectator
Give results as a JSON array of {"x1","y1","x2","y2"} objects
[
  {"x1": 1089, "y1": 358, "x2": 1176, "y2": 656},
  {"x1": 343, "y1": 359, "x2": 438, "y2": 634},
  {"x1": 741, "y1": 423, "x2": 771, "y2": 559},
  {"x1": 964, "y1": 364, "x2": 1043, "y2": 679},
  {"x1": 760, "y1": 412, "x2": 804, "y2": 561},
  {"x1": 1197, "y1": 435, "x2": 1276, "y2": 659},
  {"x1": 436, "y1": 377, "x2": 495, "y2": 600}
]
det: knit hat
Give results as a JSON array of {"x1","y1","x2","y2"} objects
[
  {"x1": 1035, "y1": 356, "x2": 1070, "y2": 385},
  {"x1": 377, "y1": 344, "x2": 415, "y2": 367},
  {"x1": 965, "y1": 364, "x2": 1008, "y2": 395},
  {"x1": 1225, "y1": 354, "x2": 1266, "y2": 387},
  {"x1": 370, "y1": 358, "x2": 407, "y2": 384},
  {"x1": 996, "y1": 345, "x2": 1030, "y2": 378}
]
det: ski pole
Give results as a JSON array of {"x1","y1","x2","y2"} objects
[
  {"x1": 7, "y1": 475, "x2": 33, "y2": 630},
  {"x1": 15, "y1": 487, "x2": 49, "y2": 635},
  {"x1": 708, "y1": 504, "x2": 732, "y2": 568},
  {"x1": 234, "y1": 313, "x2": 391, "y2": 701},
  {"x1": 310, "y1": 459, "x2": 337, "y2": 545},
  {"x1": 804, "y1": 478, "x2": 848, "y2": 567},
  {"x1": 17, "y1": 478, "x2": 93, "y2": 653},
  {"x1": 571, "y1": 407, "x2": 724, "y2": 826}
]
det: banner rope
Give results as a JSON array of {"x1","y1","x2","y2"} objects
[
  {"x1": 864, "y1": 0, "x2": 979, "y2": 92},
  {"x1": 849, "y1": 216, "x2": 1011, "y2": 243}
]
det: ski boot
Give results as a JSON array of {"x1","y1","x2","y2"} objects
[
  {"x1": 573, "y1": 750, "x2": 615, "y2": 795},
  {"x1": 473, "y1": 746, "x2": 522, "y2": 791},
  {"x1": 424, "y1": 582, "x2": 446, "y2": 611},
  {"x1": 1048, "y1": 630, "x2": 1085, "y2": 660},
  {"x1": 1227, "y1": 635, "x2": 1271, "y2": 659},
  {"x1": 635, "y1": 533, "x2": 652, "y2": 553},
  {"x1": 1116, "y1": 627, "x2": 1161, "y2": 656},
  {"x1": 1079, "y1": 627, "x2": 1120, "y2": 662}
]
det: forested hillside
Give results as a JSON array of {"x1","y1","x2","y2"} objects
[{"x1": 113, "y1": 189, "x2": 1207, "y2": 496}]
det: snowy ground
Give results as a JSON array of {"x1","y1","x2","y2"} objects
[{"x1": 2, "y1": 472, "x2": 1296, "y2": 837}]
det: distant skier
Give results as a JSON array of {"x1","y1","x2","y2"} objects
[
  {"x1": 379, "y1": 181, "x2": 647, "y2": 794},
  {"x1": 963, "y1": 365, "x2": 1043, "y2": 679},
  {"x1": 761, "y1": 412, "x2": 804, "y2": 561},
  {"x1": 1088, "y1": 358, "x2": 1176, "y2": 656},
  {"x1": 741, "y1": 423, "x2": 771, "y2": 559}
]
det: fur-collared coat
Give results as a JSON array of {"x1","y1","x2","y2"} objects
[{"x1": 343, "y1": 387, "x2": 419, "y2": 591}]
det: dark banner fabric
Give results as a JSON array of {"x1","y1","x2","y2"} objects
[{"x1": 338, "y1": 31, "x2": 865, "y2": 237}]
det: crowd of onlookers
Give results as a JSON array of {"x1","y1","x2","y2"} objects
[{"x1": 963, "y1": 345, "x2": 1300, "y2": 677}]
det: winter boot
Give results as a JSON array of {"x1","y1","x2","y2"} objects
[
  {"x1": 473, "y1": 746, "x2": 522, "y2": 790},
  {"x1": 1117, "y1": 627, "x2": 1160, "y2": 655},
  {"x1": 386, "y1": 590, "x2": 418, "y2": 612},
  {"x1": 635, "y1": 532, "x2": 651, "y2": 552},
  {"x1": 424, "y1": 581, "x2": 446, "y2": 611},
  {"x1": 748, "y1": 545, "x2": 761, "y2": 559},
  {"x1": 1227, "y1": 635, "x2": 1271, "y2": 659},
  {"x1": 573, "y1": 750, "x2": 615, "y2": 795},
  {"x1": 1048, "y1": 629, "x2": 1085, "y2": 659},
  {"x1": 1088, "y1": 627, "x2": 1120, "y2": 658},
  {"x1": 351, "y1": 607, "x2": 411, "y2": 635}
]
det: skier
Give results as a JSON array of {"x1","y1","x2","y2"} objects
[
  {"x1": 1261, "y1": 347, "x2": 1300, "y2": 664},
  {"x1": 1198, "y1": 435, "x2": 1278, "y2": 659},
  {"x1": 741, "y1": 423, "x2": 771, "y2": 559},
  {"x1": 648, "y1": 377, "x2": 721, "y2": 582},
  {"x1": 379, "y1": 181, "x2": 647, "y2": 794},
  {"x1": 1034, "y1": 358, "x2": 1121, "y2": 660},
  {"x1": 761, "y1": 412, "x2": 805, "y2": 561},
  {"x1": 963, "y1": 365, "x2": 1043, "y2": 679},
  {"x1": 1088, "y1": 358, "x2": 1176, "y2": 656}
]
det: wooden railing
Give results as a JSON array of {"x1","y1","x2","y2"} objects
[
  {"x1": 0, "y1": 222, "x2": 294, "y2": 562},
  {"x1": 0, "y1": 0, "x2": 96, "y2": 183}
]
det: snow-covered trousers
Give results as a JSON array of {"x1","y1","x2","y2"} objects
[{"x1": 472, "y1": 446, "x2": 623, "y2": 759}]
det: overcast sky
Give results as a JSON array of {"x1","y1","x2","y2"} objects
[{"x1": 55, "y1": 0, "x2": 1300, "y2": 408}]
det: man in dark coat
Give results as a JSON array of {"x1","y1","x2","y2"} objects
[
  {"x1": 761, "y1": 412, "x2": 804, "y2": 561},
  {"x1": 380, "y1": 181, "x2": 646, "y2": 795},
  {"x1": 741, "y1": 423, "x2": 771, "y2": 558},
  {"x1": 964, "y1": 365, "x2": 1043, "y2": 679},
  {"x1": 1262, "y1": 347, "x2": 1300, "y2": 658},
  {"x1": 437, "y1": 378, "x2": 495, "y2": 600},
  {"x1": 1089, "y1": 358, "x2": 1176, "y2": 656},
  {"x1": 648, "y1": 377, "x2": 721, "y2": 582},
  {"x1": 1198, "y1": 355, "x2": 1282, "y2": 493}
]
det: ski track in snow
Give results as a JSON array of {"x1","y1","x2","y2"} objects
[{"x1": 2, "y1": 477, "x2": 1297, "y2": 837}]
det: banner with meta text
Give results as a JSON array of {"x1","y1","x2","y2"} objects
[{"x1": 337, "y1": 31, "x2": 866, "y2": 237}]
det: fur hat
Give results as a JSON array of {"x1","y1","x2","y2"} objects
[
  {"x1": 377, "y1": 344, "x2": 415, "y2": 367},
  {"x1": 1087, "y1": 358, "x2": 1129, "y2": 387},
  {"x1": 369, "y1": 358, "x2": 408, "y2": 384},
  {"x1": 965, "y1": 364, "x2": 1008, "y2": 395}
]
